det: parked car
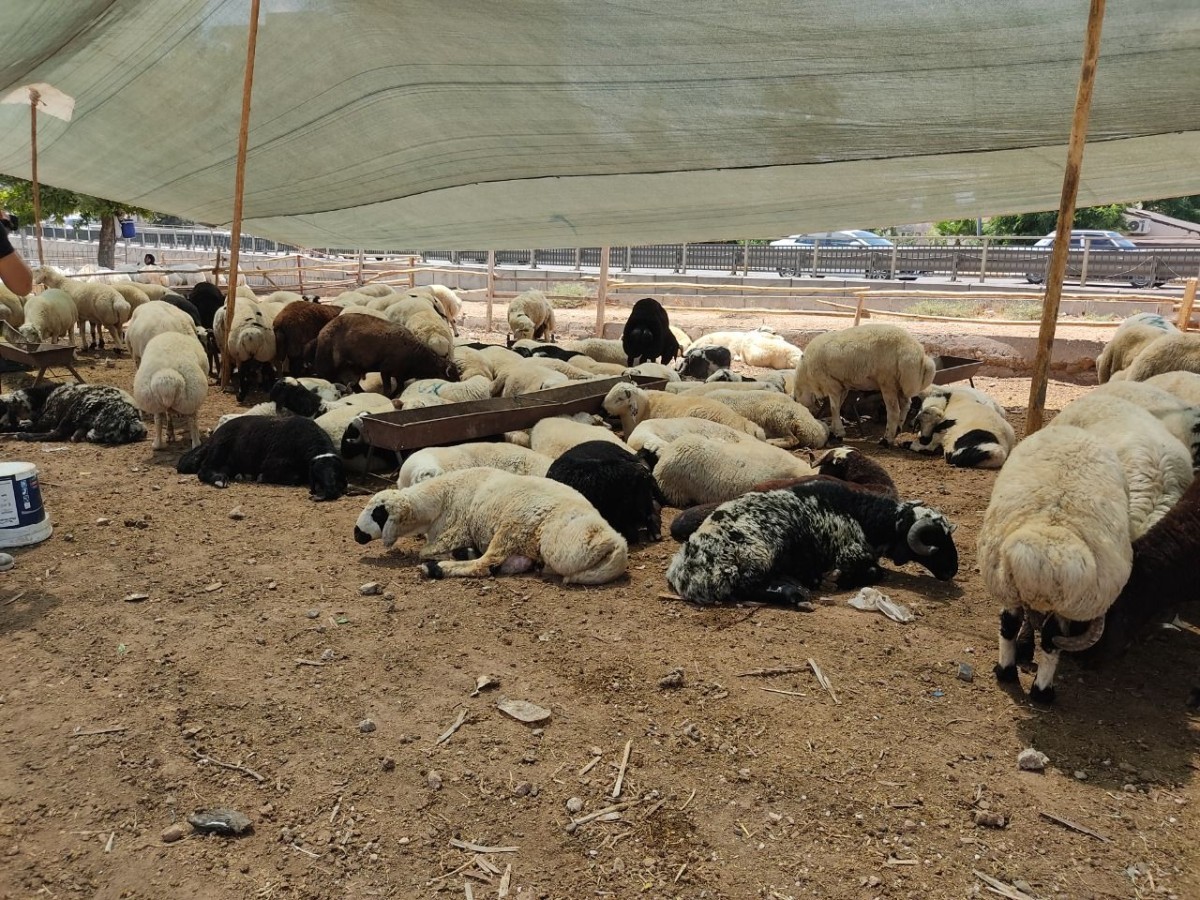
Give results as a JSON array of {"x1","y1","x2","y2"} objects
[
  {"x1": 1024, "y1": 229, "x2": 1161, "y2": 287},
  {"x1": 769, "y1": 229, "x2": 894, "y2": 248}
]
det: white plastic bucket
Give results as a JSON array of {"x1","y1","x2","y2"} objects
[{"x1": 0, "y1": 461, "x2": 53, "y2": 548}]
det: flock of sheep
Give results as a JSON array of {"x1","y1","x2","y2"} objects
[{"x1": 2, "y1": 274, "x2": 1200, "y2": 707}]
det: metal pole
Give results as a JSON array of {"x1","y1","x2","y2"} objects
[
  {"x1": 29, "y1": 91, "x2": 44, "y2": 266},
  {"x1": 1079, "y1": 237, "x2": 1091, "y2": 286},
  {"x1": 1026, "y1": 0, "x2": 1106, "y2": 434},
  {"x1": 219, "y1": 0, "x2": 263, "y2": 389}
]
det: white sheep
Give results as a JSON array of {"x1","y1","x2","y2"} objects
[
  {"x1": 559, "y1": 338, "x2": 627, "y2": 366},
  {"x1": 530, "y1": 415, "x2": 629, "y2": 459},
  {"x1": 669, "y1": 325, "x2": 692, "y2": 353},
  {"x1": 705, "y1": 389, "x2": 829, "y2": 448},
  {"x1": 977, "y1": 424, "x2": 1135, "y2": 702},
  {"x1": 1122, "y1": 332, "x2": 1200, "y2": 382},
  {"x1": 624, "y1": 362, "x2": 680, "y2": 382},
  {"x1": 112, "y1": 282, "x2": 150, "y2": 313},
  {"x1": 0, "y1": 285, "x2": 24, "y2": 329},
  {"x1": 213, "y1": 296, "x2": 276, "y2": 399},
  {"x1": 33, "y1": 265, "x2": 130, "y2": 350},
  {"x1": 354, "y1": 469, "x2": 628, "y2": 584},
  {"x1": 625, "y1": 417, "x2": 761, "y2": 454},
  {"x1": 1050, "y1": 392, "x2": 1195, "y2": 538},
  {"x1": 1095, "y1": 313, "x2": 1178, "y2": 383},
  {"x1": 132, "y1": 283, "x2": 177, "y2": 303},
  {"x1": 127, "y1": 300, "x2": 201, "y2": 366},
  {"x1": 398, "y1": 443, "x2": 553, "y2": 487},
  {"x1": 642, "y1": 433, "x2": 815, "y2": 506},
  {"x1": 900, "y1": 385, "x2": 1016, "y2": 469},
  {"x1": 1088, "y1": 380, "x2": 1200, "y2": 461},
  {"x1": 409, "y1": 284, "x2": 463, "y2": 331},
  {"x1": 793, "y1": 323, "x2": 935, "y2": 445},
  {"x1": 312, "y1": 393, "x2": 395, "y2": 459},
  {"x1": 569, "y1": 355, "x2": 628, "y2": 376},
  {"x1": 690, "y1": 329, "x2": 802, "y2": 369},
  {"x1": 1144, "y1": 370, "x2": 1200, "y2": 407},
  {"x1": 338, "y1": 304, "x2": 390, "y2": 320},
  {"x1": 706, "y1": 369, "x2": 793, "y2": 393},
  {"x1": 133, "y1": 331, "x2": 208, "y2": 449},
  {"x1": 666, "y1": 380, "x2": 781, "y2": 395},
  {"x1": 602, "y1": 383, "x2": 766, "y2": 440},
  {"x1": 355, "y1": 284, "x2": 396, "y2": 298},
  {"x1": 507, "y1": 290, "x2": 556, "y2": 341},
  {"x1": 384, "y1": 295, "x2": 454, "y2": 357},
  {"x1": 17, "y1": 289, "x2": 77, "y2": 345},
  {"x1": 492, "y1": 362, "x2": 570, "y2": 397},
  {"x1": 398, "y1": 374, "x2": 492, "y2": 408}
]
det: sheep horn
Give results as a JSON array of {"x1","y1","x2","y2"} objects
[
  {"x1": 906, "y1": 519, "x2": 940, "y2": 555},
  {"x1": 1053, "y1": 615, "x2": 1106, "y2": 652}
]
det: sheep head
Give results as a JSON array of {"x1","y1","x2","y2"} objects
[
  {"x1": 354, "y1": 490, "x2": 412, "y2": 546},
  {"x1": 914, "y1": 393, "x2": 951, "y2": 445},
  {"x1": 891, "y1": 501, "x2": 958, "y2": 580}
]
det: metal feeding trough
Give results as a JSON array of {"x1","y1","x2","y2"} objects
[
  {"x1": 356, "y1": 375, "x2": 666, "y2": 454},
  {"x1": 0, "y1": 322, "x2": 85, "y2": 388},
  {"x1": 931, "y1": 354, "x2": 984, "y2": 387}
]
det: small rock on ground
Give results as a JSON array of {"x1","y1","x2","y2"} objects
[
  {"x1": 358, "y1": 719, "x2": 376, "y2": 733},
  {"x1": 359, "y1": 582, "x2": 383, "y2": 596},
  {"x1": 1017, "y1": 748, "x2": 1049, "y2": 772},
  {"x1": 160, "y1": 823, "x2": 186, "y2": 843},
  {"x1": 0, "y1": 553, "x2": 13, "y2": 572},
  {"x1": 427, "y1": 770, "x2": 443, "y2": 790},
  {"x1": 566, "y1": 797, "x2": 584, "y2": 814}
]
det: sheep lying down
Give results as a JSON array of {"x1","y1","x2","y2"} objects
[{"x1": 354, "y1": 468, "x2": 628, "y2": 585}]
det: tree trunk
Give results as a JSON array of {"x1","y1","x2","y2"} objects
[{"x1": 97, "y1": 214, "x2": 117, "y2": 268}]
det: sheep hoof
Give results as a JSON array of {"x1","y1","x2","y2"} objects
[
  {"x1": 877, "y1": 437, "x2": 892, "y2": 448},
  {"x1": 422, "y1": 560, "x2": 445, "y2": 580},
  {"x1": 993, "y1": 663, "x2": 1019, "y2": 683},
  {"x1": 1028, "y1": 684, "x2": 1056, "y2": 705}
]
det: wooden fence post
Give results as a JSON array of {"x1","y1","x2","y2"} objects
[
  {"x1": 1178, "y1": 277, "x2": 1197, "y2": 331},
  {"x1": 295, "y1": 253, "x2": 304, "y2": 295},
  {"x1": 408, "y1": 255, "x2": 416, "y2": 289},
  {"x1": 486, "y1": 249, "x2": 496, "y2": 333},
  {"x1": 595, "y1": 246, "x2": 611, "y2": 337}
]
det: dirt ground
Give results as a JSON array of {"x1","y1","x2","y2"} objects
[{"x1": 2, "y1": 302, "x2": 1197, "y2": 900}]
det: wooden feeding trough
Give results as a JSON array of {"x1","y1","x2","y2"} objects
[
  {"x1": 357, "y1": 375, "x2": 666, "y2": 454},
  {"x1": 0, "y1": 323, "x2": 85, "y2": 388}
]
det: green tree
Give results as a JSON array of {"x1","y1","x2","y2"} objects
[
  {"x1": 1142, "y1": 195, "x2": 1200, "y2": 223},
  {"x1": 0, "y1": 177, "x2": 152, "y2": 268},
  {"x1": 933, "y1": 219, "x2": 980, "y2": 236}
]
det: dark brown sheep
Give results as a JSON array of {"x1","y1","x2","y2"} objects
[
  {"x1": 312, "y1": 313, "x2": 458, "y2": 395},
  {"x1": 669, "y1": 447, "x2": 897, "y2": 541},
  {"x1": 273, "y1": 301, "x2": 341, "y2": 375}
]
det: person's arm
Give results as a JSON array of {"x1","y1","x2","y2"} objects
[{"x1": 0, "y1": 221, "x2": 33, "y2": 296}]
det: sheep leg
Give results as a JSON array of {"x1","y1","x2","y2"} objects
[
  {"x1": 421, "y1": 534, "x2": 532, "y2": 579},
  {"x1": 994, "y1": 607, "x2": 1023, "y2": 683},
  {"x1": 152, "y1": 413, "x2": 166, "y2": 451},
  {"x1": 106, "y1": 323, "x2": 123, "y2": 351},
  {"x1": 187, "y1": 415, "x2": 201, "y2": 449},
  {"x1": 826, "y1": 390, "x2": 848, "y2": 442},
  {"x1": 258, "y1": 455, "x2": 306, "y2": 486},
  {"x1": 95, "y1": 322, "x2": 105, "y2": 351},
  {"x1": 880, "y1": 392, "x2": 904, "y2": 446},
  {"x1": 419, "y1": 525, "x2": 476, "y2": 559},
  {"x1": 165, "y1": 414, "x2": 177, "y2": 446},
  {"x1": 1028, "y1": 618, "x2": 1062, "y2": 704}
]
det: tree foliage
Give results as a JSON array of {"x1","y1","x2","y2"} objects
[
  {"x1": 0, "y1": 177, "x2": 152, "y2": 267},
  {"x1": 1142, "y1": 195, "x2": 1200, "y2": 223},
  {"x1": 936, "y1": 197, "x2": 1200, "y2": 238}
]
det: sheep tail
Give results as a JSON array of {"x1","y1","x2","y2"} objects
[
  {"x1": 149, "y1": 369, "x2": 187, "y2": 411},
  {"x1": 995, "y1": 525, "x2": 1098, "y2": 611}
]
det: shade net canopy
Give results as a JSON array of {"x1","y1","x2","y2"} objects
[{"x1": 1, "y1": 0, "x2": 1198, "y2": 250}]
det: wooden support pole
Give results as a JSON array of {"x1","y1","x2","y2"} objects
[
  {"x1": 295, "y1": 253, "x2": 304, "y2": 295},
  {"x1": 1025, "y1": 0, "x2": 1106, "y2": 435},
  {"x1": 852, "y1": 292, "x2": 867, "y2": 326},
  {"x1": 357, "y1": 249, "x2": 365, "y2": 286},
  {"x1": 486, "y1": 249, "x2": 496, "y2": 333},
  {"x1": 595, "y1": 246, "x2": 611, "y2": 337},
  {"x1": 219, "y1": 0, "x2": 263, "y2": 389},
  {"x1": 407, "y1": 256, "x2": 416, "y2": 289},
  {"x1": 29, "y1": 92, "x2": 44, "y2": 266},
  {"x1": 1178, "y1": 277, "x2": 1197, "y2": 332}
]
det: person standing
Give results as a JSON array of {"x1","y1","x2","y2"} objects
[{"x1": 0, "y1": 210, "x2": 33, "y2": 296}]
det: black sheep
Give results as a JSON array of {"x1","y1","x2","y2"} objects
[
  {"x1": 546, "y1": 440, "x2": 666, "y2": 543},
  {"x1": 622, "y1": 297, "x2": 678, "y2": 366},
  {"x1": 9, "y1": 384, "x2": 145, "y2": 444},
  {"x1": 666, "y1": 480, "x2": 957, "y2": 607},
  {"x1": 529, "y1": 345, "x2": 579, "y2": 363},
  {"x1": 269, "y1": 378, "x2": 325, "y2": 417},
  {"x1": 177, "y1": 416, "x2": 347, "y2": 501},
  {"x1": 160, "y1": 293, "x2": 203, "y2": 328},
  {"x1": 188, "y1": 282, "x2": 227, "y2": 326}
]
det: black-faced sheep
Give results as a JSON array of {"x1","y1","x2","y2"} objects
[
  {"x1": 978, "y1": 424, "x2": 1135, "y2": 704},
  {"x1": 177, "y1": 415, "x2": 347, "y2": 501},
  {"x1": 793, "y1": 324, "x2": 934, "y2": 446},
  {"x1": 272, "y1": 301, "x2": 341, "y2": 375},
  {"x1": 8, "y1": 384, "x2": 146, "y2": 444},
  {"x1": 678, "y1": 345, "x2": 732, "y2": 380},
  {"x1": 353, "y1": 469, "x2": 628, "y2": 584},
  {"x1": 546, "y1": 440, "x2": 666, "y2": 543},
  {"x1": 668, "y1": 447, "x2": 898, "y2": 541},
  {"x1": 622, "y1": 297, "x2": 679, "y2": 367},
  {"x1": 313, "y1": 313, "x2": 458, "y2": 395},
  {"x1": 899, "y1": 385, "x2": 1016, "y2": 468},
  {"x1": 667, "y1": 480, "x2": 958, "y2": 607}
]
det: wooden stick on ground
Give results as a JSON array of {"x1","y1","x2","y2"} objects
[
  {"x1": 71, "y1": 725, "x2": 127, "y2": 737},
  {"x1": 972, "y1": 869, "x2": 1038, "y2": 900},
  {"x1": 612, "y1": 740, "x2": 633, "y2": 799},
  {"x1": 433, "y1": 709, "x2": 468, "y2": 747},
  {"x1": 190, "y1": 748, "x2": 266, "y2": 783},
  {"x1": 497, "y1": 864, "x2": 512, "y2": 898},
  {"x1": 1038, "y1": 810, "x2": 1110, "y2": 843},
  {"x1": 808, "y1": 658, "x2": 839, "y2": 704},
  {"x1": 564, "y1": 800, "x2": 641, "y2": 833},
  {"x1": 448, "y1": 838, "x2": 519, "y2": 853},
  {"x1": 737, "y1": 664, "x2": 809, "y2": 678}
]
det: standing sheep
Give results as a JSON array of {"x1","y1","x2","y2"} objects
[
  {"x1": 213, "y1": 296, "x2": 277, "y2": 401},
  {"x1": 33, "y1": 265, "x2": 130, "y2": 351},
  {"x1": 622, "y1": 297, "x2": 679, "y2": 366},
  {"x1": 978, "y1": 425, "x2": 1135, "y2": 703},
  {"x1": 508, "y1": 290, "x2": 556, "y2": 341},
  {"x1": 353, "y1": 469, "x2": 628, "y2": 584},
  {"x1": 127, "y1": 300, "x2": 203, "y2": 366},
  {"x1": 313, "y1": 313, "x2": 457, "y2": 396},
  {"x1": 134, "y1": 332, "x2": 208, "y2": 449},
  {"x1": 17, "y1": 289, "x2": 77, "y2": 345},
  {"x1": 793, "y1": 323, "x2": 934, "y2": 446},
  {"x1": 272, "y1": 301, "x2": 341, "y2": 375},
  {"x1": 385, "y1": 294, "x2": 454, "y2": 357}
]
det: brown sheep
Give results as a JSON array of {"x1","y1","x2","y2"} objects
[
  {"x1": 273, "y1": 301, "x2": 341, "y2": 375},
  {"x1": 313, "y1": 313, "x2": 458, "y2": 396}
]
